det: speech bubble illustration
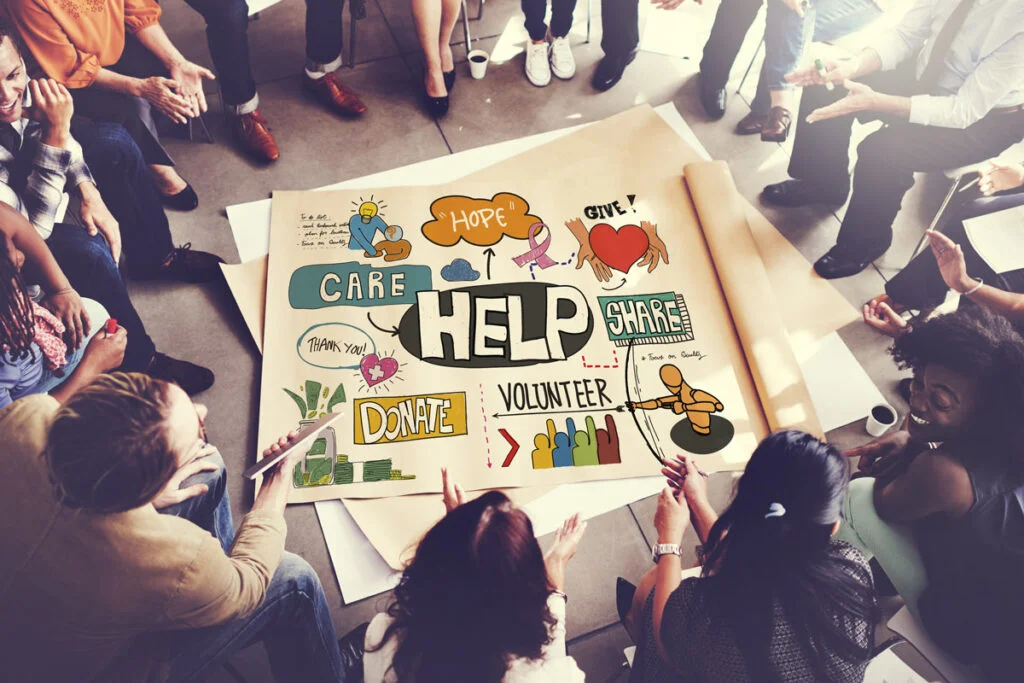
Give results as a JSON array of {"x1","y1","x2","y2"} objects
[
  {"x1": 297, "y1": 322, "x2": 377, "y2": 370},
  {"x1": 422, "y1": 193, "x2": 543, "y2": 247}
]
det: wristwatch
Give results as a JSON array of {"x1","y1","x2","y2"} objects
[{"x1": 651, "y1": 543, "x2": 681, "y2": 563}]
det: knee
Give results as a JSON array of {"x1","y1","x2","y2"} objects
[
  {"x1": 201, "y1": 0, "x2": 248, "y2": 29},
  {"x1": 855, "y1": 131, "x2": 907, "y2": 174},
  {"x1": 191, "y1": 450, "x2": 228, "y2": 493},
  {"x1": 273, "y1": 553, "x2": 325, "y2": 599},
  {"x1": 843, "y1": 476, "x2": 877, "y2": 526}
]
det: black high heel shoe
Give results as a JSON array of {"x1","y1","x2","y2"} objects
[
  {"x1": 616, "y1": 577, "x2": 637, "y2": 623},
  {"x1": 421, "y1": 69, "x2": 449, "y2": 118},
  {"x1": 443, "y1": 69, "x2": 456, "y2": 93}
]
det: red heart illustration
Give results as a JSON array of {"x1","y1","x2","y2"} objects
[{"x1": 588, "y1": 223, "x2": 649, "y2": 274}]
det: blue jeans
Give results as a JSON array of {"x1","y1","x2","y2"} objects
[
  {"x1": 45, "y1": 224, "x2": 156, "y2": 371},
  {"x1": 755, "y1": 0, "x2": 881, "y2": 112},
  {"x1": 161, "y1": 453, "x2": 346, "y2": 683},
  {"x1": 70, "y1": 121, "x2": 175, "y2": 275},
  {"x1": 32, "y1": 298, "x2": 109, "y2": 395}
]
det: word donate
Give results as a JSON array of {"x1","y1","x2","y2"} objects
[
  {"x1": 422, "y1": 193, "x2": 542, "y2": 247},
  {"x1": 597, "y1": 292, "x2": 694, "y2": 346},
  {"x1": 355, "y1": 392, "x2": 468, "y2": 444},
  {"x1": 288, "y1": 262, "x2": 432, "y2": 309},
  {"x1": 297, "y1": 322, "x2": 376, "y2": 370},
  {"x1": 398, "y1": 282, "x2": 593, "y2": 368}
]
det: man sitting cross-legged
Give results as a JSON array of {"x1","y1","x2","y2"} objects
[{"x1": 0, "y1": 373, "x2": 361, "y2": 683}]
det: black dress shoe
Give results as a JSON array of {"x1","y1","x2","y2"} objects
[
  {"x1": 422, "y1": 69, "x2": 450, "y2": 117},
  {"x1": 591, "y1": 51, "x2": 637, "y2": 92},
  {"x1": 616, "y1": 577, "x2": 637, "y2": 623},
  {"x1": 147, "y1": 352, "x2": 215, "y2": 395},
  {"x1": 813, "y1": 247, "x2": 874, "y2": 280},
  {"x1": 761, "y1": 179, "x2": 848, "y2": 208},
  {"x1": 699, "y1": 75, "x2": 727, "y2": 120},
  {"x1": 162, "y1": 183, "x2": 198, "y2": 211},
  {"x1": 443, "y1": 69, "x2": 456, "y2": 93},
  {"x1": 338, "y1": 621, "x2": 369, "y2": 682}
]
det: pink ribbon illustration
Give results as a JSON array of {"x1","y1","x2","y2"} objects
[{"x1": 512, "y1": 222, "x2": 557, "y2": 269}]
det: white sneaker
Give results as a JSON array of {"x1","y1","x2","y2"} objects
[
  {"x1": 550, "y1": 36, "x2": 576, "y2": 80},
  {"x1": 525, "y1": 41, "x2": 552, "y2": 87}
]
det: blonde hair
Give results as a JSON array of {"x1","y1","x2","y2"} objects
[{"x1": 46, "y1": 372, "x2": 177, "y2": 512}]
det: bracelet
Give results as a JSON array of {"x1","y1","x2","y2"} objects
[
  {"x1": 551, "y1": 589, "x2": 568, "y2": 604},
  {"x1": 957, "y1": 278, "x2": 984, "y2": 296}
]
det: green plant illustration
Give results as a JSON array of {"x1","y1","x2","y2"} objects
[{"x1": 283, "y1": 380, "x2": 346, "y2": 419}]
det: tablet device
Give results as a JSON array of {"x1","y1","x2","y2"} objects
[{"x1": 243, "y1": 411, "x2": 346, "y2": 480}]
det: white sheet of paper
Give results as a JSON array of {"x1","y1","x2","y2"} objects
[
  {"x1": 640, "y1": 5, "x2": 715, "y2": 60},
  {"x1": 863, "y1": 648, "x2": 928, "y2": 683},
  {"x1": 796, "y1": 331, "x2": 886, "y2": 432},
  {"x1": 887, "y1": 606, "x2": 980, "y2": 683},
  {"x1": 964, "y1": 204, "x2": 1024, "y2": 275},
  {"x1": 315, "y1": 500, "x2": 401, "y2": 603},
  {"x1": 247, "y1": 0, "x2": 282, "y2": 16}
]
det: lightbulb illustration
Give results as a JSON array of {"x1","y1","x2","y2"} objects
[{"x1": 359, "y1": 201, "x2": 379, "y2": 223}]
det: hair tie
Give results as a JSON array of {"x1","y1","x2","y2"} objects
[{"x1": 764, "y1": 503, "x2": 786, "y2": 519}]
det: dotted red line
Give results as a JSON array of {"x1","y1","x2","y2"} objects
[
  {"x1": 479, "y1": 383, "x2": 491, "y2": 459},
  {"x1": 582, "y1": 348, "x2": 620, "y2": 369}
]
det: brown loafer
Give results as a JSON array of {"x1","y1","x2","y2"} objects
[
  {"x1": 760, "y1": 106, "x2": 792, "y2": 143},
  {"x1": 735, "y1": 110, "x2": 768, "y2": 135},
  {"x1": 228, "y1": 109, "x2": 280, "y2": 162},
  {"x1": 304, "y1": 73, "x2": 367, "y2": 117}
]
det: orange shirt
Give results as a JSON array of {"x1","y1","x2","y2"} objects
[{"x1": 3, "y1": 0, "x2": 161, "y2": 88}]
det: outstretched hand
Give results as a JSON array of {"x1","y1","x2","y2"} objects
[
  {"x1": 862, "y1": 299, "x2": 908, "y2": 338},
  {"x1": 441, "y1": 466, "x2": 465, "y2": 513},
  {"x1": 638, "y1": 221, "x2": 669, "y2": 273},
  {"x1": 806, "y1": 80, "x2": 877, "y2": 123},
  {"x1": 565, "y1": 218, "x2": 613, "y2": 282},
  {"x1": 544, "y1": 513, "x2": 587, "y2": 590},
  {"x1": 926, "y1": 230, "x2": 973, "y2": 293}
]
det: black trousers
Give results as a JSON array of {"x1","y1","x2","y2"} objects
[
  {"x1": 790, "y1": 62, "x2": 1024, "y2": 260},
  {"x1": 600, "y1": 0, "x2": 639, "y2": 58},
  {"x1": 699, "y1": 0, "x2": 762, "y2": 92},
  {"x1": 885, "y1": 188, "x2": 1024, "y2": 309},
  {"x1": 523, "y1": 0, "x2": 578, "y2": 41}
]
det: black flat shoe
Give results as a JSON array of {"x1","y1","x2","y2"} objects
[
  {"x1": 761, "y1": 179, "x2": 848, "y2": 208},
  {"x1": 616, "y1": 577, "x2": 637, "y2": 623},
  {"x1": 338, "y1": 621, "x2": 369, "y2": 682},
  {"x1": 698, "y1": 74, "x2": 727, "y2": 120},
  {"x1": 147, "y1": 352, "x2": 215, "y2": 395},
  {"x1": 591, "y1": 51, "x2": 637, "y2": 92},
  {"x1": 813, "y1": 247, "x2": 874, "y2": 280},
  {"x1": 421, "y1": 69, "x2": 450, "y2": 117},
  {"x1": 162, "y1": 183, "x2": 198, "y2": 211},
  {"x1": 443, "y1": 69, "x2": 456, "y2": 93}
]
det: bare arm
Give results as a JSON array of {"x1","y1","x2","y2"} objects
[
  {"x1": 0, "y1": 203, "x2": 72, "y2": 295},
  {"x1": 133, "y1": 23, "x2": 188, "y2": 72},
  {"x1": 874, "y1": 451, "x2": 974, "y2": 523}
]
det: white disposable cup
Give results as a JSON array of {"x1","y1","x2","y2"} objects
[
  {"x1": 468, "y1": 50, "x2": 489, "y2": 79},
  {"x1": 865, "y1": 403, "x2": 898, "y2": 437}
]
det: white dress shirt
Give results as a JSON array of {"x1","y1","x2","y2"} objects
[{"x1": 869, "y1": 0, "x2": 1024, "y2": 129}]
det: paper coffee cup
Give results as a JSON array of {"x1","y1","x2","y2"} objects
[
  {"x1": 865, "y1": 403, "x2": 898, "y2": 437},
  {"x1": 468, "y1": 50, "x2": 489, "y2": 79}
]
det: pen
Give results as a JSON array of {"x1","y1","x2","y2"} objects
[
  {"x1": 958, "y1": 177, "x2": 980, "y2": 193},
  {"x1": 815, "y1": 58, "x2": 835, "y2": 92},
  {"x1": 104, "y1": 318, "x2": 118, "y2": 338}
]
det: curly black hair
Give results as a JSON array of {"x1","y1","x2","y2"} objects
[
  {"x1": 0, "y1": 231, "x2": 35, "y2": 360},
  {"x1": 891, "y1": 306, "x2": 1024, "y2": 460}
]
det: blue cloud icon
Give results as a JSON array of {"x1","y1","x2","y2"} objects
[{"x1": 440, "y1": 258, "x2": 480, "y2": 282}]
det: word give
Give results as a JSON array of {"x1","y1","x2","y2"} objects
[
  {"x1": 355, "y1": 392, "x2": 468, "y2": 445},
  {"x1": 397, "y1": 282, "x2": 594, "y2": 368},
  {"x1": 597, "y1": 291, "x2": 695, "y2": 347},
  {"x1": 531, "y1": 414, "x2": 621, "y2": 469},
  {"x1": 289, "y1": 262, "x2": 432, "y2": 309}
]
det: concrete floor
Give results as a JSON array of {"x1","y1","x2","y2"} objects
[{"x1": 144, "y1": 0, "x2": 952, "y2": 679}]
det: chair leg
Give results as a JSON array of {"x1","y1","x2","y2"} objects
[
  {"x1": 193, "y1": 113, "x2": 215, "y2": 144},
  {"x1": 736, "y1": 37, "x2": 764, "y2": 95},
  {"x1": 585, "y1": 0, "x2": 592, "y2": 44},
  {"x1": 349, "y1": 17, "x2": 357, "y2": 67},
  {"x1": 223, "y1": 661, "x2": 248, "y2": 683},
  {"x1": 475, "y1": 0, "x2": 485, "y2": 21},
  {"x1": 462, "y1": 0, "x2": 473, "y2": 55}
]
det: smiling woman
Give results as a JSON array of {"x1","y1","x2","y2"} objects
[{"x1": 839, "y1": 307, "x2": 1024, "y2": 683}]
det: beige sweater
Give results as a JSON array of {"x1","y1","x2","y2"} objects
[{"x1": 0, "y1": 395, "x2": 287, "y2": 683}]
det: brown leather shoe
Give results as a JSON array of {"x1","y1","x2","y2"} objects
[
  {"x1": 304, "y1": 73, "x2": 367, "y2": 116},
  {"x1": 228, "y1": 110, "x2": 280, "y2": 162},
  {"x1": 735, "y1": 110, "x2": 767, "y2": 135},
  {"x1": 760, "y1": 106, "x2": 793, "y2": 143}
]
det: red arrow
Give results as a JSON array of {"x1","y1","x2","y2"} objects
[{"x1": 499, "y1": 429, "x2": 519, "y2": 467}]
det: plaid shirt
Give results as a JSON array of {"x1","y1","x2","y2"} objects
[{"x1": 0, "y1": 91, "x2": 94, "y2": 239}]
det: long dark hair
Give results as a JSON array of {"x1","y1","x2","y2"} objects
[
  {"x1": 699, "y1": 431, "x2": 876, "y2": 681},
  {"x1": 372, "y1": 491, "x2": 556, "y2": 682},
  {"x1": 0, "y1": 231, "x2": 35, "y2": 359},
  {"x1": 891, "y1": 306, "x2": 1024, "y2": 462}
]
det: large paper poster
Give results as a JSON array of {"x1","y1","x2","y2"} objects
[{"x1": 257, "y1": 107, "x2": 825, "y2": 502}]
